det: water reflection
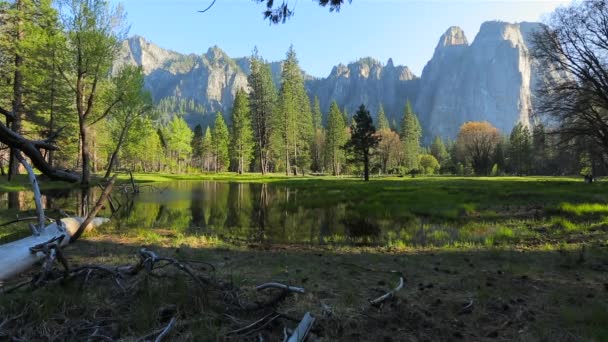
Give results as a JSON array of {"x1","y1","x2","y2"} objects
[{"x1": 0, "y1": 181, "x2": 518, "y2": 247}]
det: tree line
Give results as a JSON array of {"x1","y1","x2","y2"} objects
[{"x1": 0, "y1": 0, "x2": 604, "y2": 185}]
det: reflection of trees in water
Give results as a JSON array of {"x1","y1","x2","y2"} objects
[
  {"x1": 226, "y1": 183, "x2": 253, "y2": 238},
  {"x1": 250, "y1": 183, "x2": 268, "y2": 243},
  {"x1": 0, "y1": 181, "x2": 371, "y2": 244},
  {"x1": 342, "y1": 214, "x2": 381, "y2": 242},
  {"x1": 190, "y1": 183, "x2": 205, "y2": 229},
  {"x1": 206, "y1": 181, "x2": 229, "y2": 232}
]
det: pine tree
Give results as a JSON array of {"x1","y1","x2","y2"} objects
[
  {"x1": 400, "y1": 100, "x2": 422, "y2": 173},
  {"x1": 212, "y1": 111, "x2": 230, "y2": 172},
  {"x1": 376, "y1": 104, "x2": 390, "y2": 131},
  {"x1": 532, "y1": 123, "x2": 548, "y2": 175},
  {"x1": 273, "y1": 45, "x2": 313, "y2": 175},
  {"x1": 230, "y1": 89, "x2": 254, "y2": 174},
  {"x1": 248, "y1": 48, "x2": 277, "y2": 174},
  {"x1": 325, "y1": 101, "x2": 347, "y2": 176},
  {"x1": 345, "y1": 105, "x2": 380, "y2": 181},
  {"x1": 509, "y1": 123, "x2": 532, "y2": 175},
  {"x1": 165, "y1": 116, "x2": 193, "y2": 173},
  {"x1": 202, "y1": 127, "x2": 214, "y2": 171},
  {"x1": 430, "y1": 136, "x2": 448, "y2": 165},
  {"x1": 192, "y1": 124, "x2": 204, "y2": 169},
  {"x1": 311, "y1": 96, "x2": 324, "y2": 172}
]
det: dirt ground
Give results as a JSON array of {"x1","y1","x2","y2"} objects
[{"x1": 1, "y1": 234, "x2": 607, "y2": 341}]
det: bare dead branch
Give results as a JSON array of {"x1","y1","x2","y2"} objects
[
  {"x1": 256, "y1": 282, "x2": 305, "y2": 294},
  {"x1": 369, "y1": 277, "x2": 404, "y2": 306}
]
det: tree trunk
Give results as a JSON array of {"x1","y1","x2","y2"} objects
[
  {"x1": 8, "y1": 0, "x2": 25, "y2": 181},
  {"x1": 80, "y1": 122, "x2": 91, "y2": 186},
  {"x1": 0, "y1": 217, "x2": 109, "y2": 283},
  {"x1": 364, "y1": 151, "x2": 370, "y2": 181}
]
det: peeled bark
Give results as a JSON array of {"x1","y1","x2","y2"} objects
[{"x1": 0, "y1": 217, "x2": 109, "y2": 284}]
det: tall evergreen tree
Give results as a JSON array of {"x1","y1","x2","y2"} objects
[
  {"x1": 212, "y1": 111, "x2": 230, "y2": 172},
  {"x1": 345, "y1": 105, "x2": 380, "y2": 181},
  {"x1": 248, "y1": 48, "x2": 277, "y2": 174},
  {"x1": 509, "y1": 123, "x2": 532, "y2": 175},
  {"x1": 310, "y1": 96, "x2": 324, "y2": 172},
  {"x1": 164, "y1": 116, "x2": 193, "y2": 173},
  {"x1": 532, "y1": 123, "x2": 549, "y2": 175},
  {"x1": 273, "y1": 45, "x2": 313, "y2": 175},
  {"x1": 430, "y1": 136, "x2": 448, "y2": 165},
  {"x1": 376, "y1": 104, "x2": 390, "y2": 131},
  {"x1": 202, "y1": 126, "x2": 214, "y2": 171},
  {"x1": 192, "y1": 124, "x2": 204, "y2": 169},
  {"x1": 230, "y1": 89, "x2": 254, "y2": 174},
  {"x1": 400, "y1": 100, "x2": 422, "y2": 172},
  {"x1": 325, "y1": 101, "x2": 347, "y2": 176}
]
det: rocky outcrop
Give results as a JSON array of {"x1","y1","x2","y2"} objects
[
  {"x1": 116, "y1": 21, "x2": 549, "y2": 139},
  {"x1": 114, "y1": 37, "x2": 248, "y2": 113},
  {"x1": 307, "y1": 57, "x2": 419, "y2": 124},
  {"x1": 415, "y1": 22, "x2": 544, "y2": 140}
]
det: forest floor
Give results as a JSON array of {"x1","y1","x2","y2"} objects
[{"x1": 0, "y1": 176, "x2": 607, "y2": 341}]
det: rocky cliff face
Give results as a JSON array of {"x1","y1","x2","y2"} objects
[
  {"x1": 307, "y1": 58, "x2": 419, "y2": 125},
  {"x1": 116, "y1": 21, "x2": 549, "y2": 138},
  {"x1": 114, "y1": 37, "x2": 248, "y2": 113},
  {"x1": 415, "y1": 22, "x2": 544, "y2": 140}
]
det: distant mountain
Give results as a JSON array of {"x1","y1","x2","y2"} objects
[
  {"x1": 415, "y1": 21, "x2": 551, "y2": 139},
  {"x1": 114, "y1": 21, "x2": 554, "y2": 140}
]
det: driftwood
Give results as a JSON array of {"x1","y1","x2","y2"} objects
[
  {"x1": 370, "y1": 277, "x2": 404, "y2": 305},
  {"x1": 286, "y1": 312, "x2": 315, "y2": 342},
  {"x1": 154, "y1": 317, "x2": 177, "y2": 342},
  {"x1": 0, "y1": 168, "x2": 113, "y2": 284},
  {"x1": 256, "y1": 282, "x2": 305, "y2": 294},
  {"x1": 0, "y1": 217, "x2": 109, "y2": 284}
]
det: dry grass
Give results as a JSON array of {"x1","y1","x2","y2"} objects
[{"x1": 1, "y1": 233, "x2": 607, "y2": 341}]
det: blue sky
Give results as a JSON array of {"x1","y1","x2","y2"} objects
[{"x1": 112, "y1": 0, "x2": 571, "y2": 77}]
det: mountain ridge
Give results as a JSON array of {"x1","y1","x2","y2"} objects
[{"x1": 114, "y1": 20, "x2": 549, "y2": 140}]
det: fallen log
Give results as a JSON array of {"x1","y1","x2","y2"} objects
[
  {"x1": 0, "y1": 216, "x2": 109, "y2": 284},
  {"x1": 286, "y1": 312, "x2": 315, "y2": 342}
]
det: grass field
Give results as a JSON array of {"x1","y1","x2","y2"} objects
[{"x1": 0, "y1": 175, "x2": 607, "y2": 340}]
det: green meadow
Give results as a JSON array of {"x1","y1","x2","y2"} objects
[{"x1": 1, "y1": 175, "x2": 607, "y2": 340}]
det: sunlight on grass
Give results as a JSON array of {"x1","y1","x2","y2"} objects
[{"x1": 558, "y1": 202, "x2": 608, "y2": 216}]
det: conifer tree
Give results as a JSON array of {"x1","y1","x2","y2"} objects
[
  {"x1": 311, "y1": 96, "x2": 325, "y2": 172},
  {"x1": 202, "y1": 127, "x2": 214, "y2": 171},
  {"x1": 212, "y1": 112, "x2": 230, "y2": 172},
  {"x1": 248, "y1": 48, "x2": 277, "y2": 174},
  {"x1": 376, "y1": 104, "x2": 390, "y2": 131},
  {"x1": 325, "y1": 101, "x2": 347, "y2": 176},
  {"x1": 273, "y1": 46, "x2": 313, "y2": 175},
  {"x1": 430, "y1": 136, "x2": 448, "y2": 165},
  {"x1": 230, "y1": 89, "x2": 254, "y2": 174},
  {"x1": 508, "y1": 123, "x2": 532, "y2": 175},
  {"x1": 192, "y1": 124, "x2": 204, "y2": 168},
  {"x1": 345, "y1": 105, "x2": 379, "y2": 181},
  {"x1": 400, "y1": 100, "x2": 422, "y2": 172}
]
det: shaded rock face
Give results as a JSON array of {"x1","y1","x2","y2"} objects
[
  {"x1": 115, "y1": 21, "x2": 549, "y2": 138},
  {"x1": 306, "y1": 58, "x2": 419, "y2": 125},
  {"x1": 415, "y1": 22, "x2": 545, "y2": 140}
]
